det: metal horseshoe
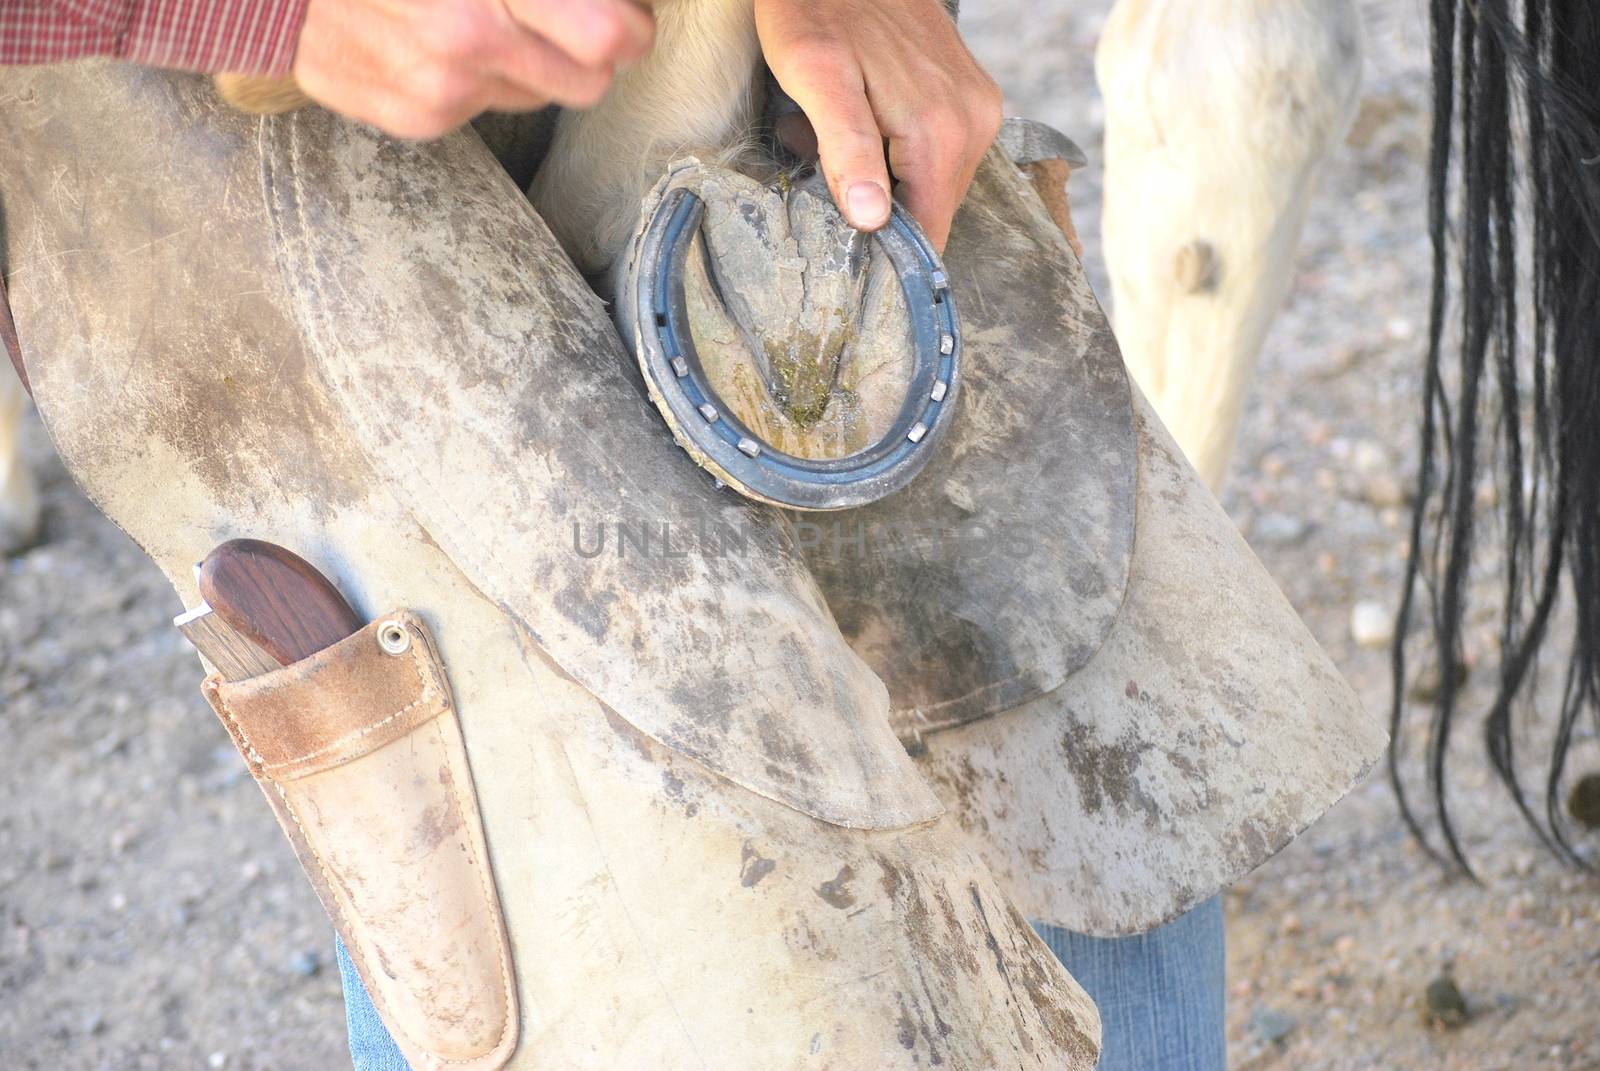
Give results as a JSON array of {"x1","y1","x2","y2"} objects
[{"x1": 630, "y1": 181, "x2": 963, "y2": 512}]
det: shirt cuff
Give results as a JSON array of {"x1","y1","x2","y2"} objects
[{"x1": 120, "y1": 0, "x2": 309, "y2": 75}]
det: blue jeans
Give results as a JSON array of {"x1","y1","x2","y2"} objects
[
  {"x1": 337, "y1": 939, "x2": 412, "y2": 1071},
  {"x1": 338, "y1": 898, "x2": 1226, "y2": 1070},
  {"x1": 1034, "y1": 899, "x2": 1227, "y2": 1071}
]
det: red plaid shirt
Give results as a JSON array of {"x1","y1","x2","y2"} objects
[{"x1": 0, "y1": 0, "x2": 306, "y2": 75}]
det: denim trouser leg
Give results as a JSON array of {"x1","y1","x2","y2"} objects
[
  {"x1": 1033, "y1": 898, "x2": 1227, "y2": 1071},
  {"x1": 338, "y1": 899, "x2": 1226, "y2": 1071},
  {"x1": 336, "y1": 937, "x2": 414, "y2": 1071}
]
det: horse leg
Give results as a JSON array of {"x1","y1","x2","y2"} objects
[
  {"x1": 528, "y1": 0, "x2": 763, "y2": 275},
  {"x1": 0, "y1": 367, "x2": 40, "y2": 554},
  {"x1": 1095, "y1": 0, "x2": 1362, "y2": 489}
]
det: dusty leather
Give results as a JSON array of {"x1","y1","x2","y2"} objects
[
  {"x1": 1020, "y1": 158, "x2": 1083, "y2": 258},
  {"x1": 917, "y1": 390, "x2": 1388, "y2": 935},
  {"x1": 0, "y1": 63, "x2": 1101, "y2": 1069},
  {"x1": 779, "y1": 147, "x2": 1384, "y2": 934},
  {"x1": 205, "y1": 613, "x2": 455, "y2": 778},
  {"x1": 613, "y1": 150, "x2": 1135, "y2": 737},
  {"x1": 828, "y1": 143, "x2": 1382, "y2": 934},
  {"x1": 204, "y1": 613, "x2": 517, "y2": 1070},
  {"x1": 257, "y1": 92, "x2": 939, "y2": 833},
  {"x1": 998, "y1": 117, "x2": 1088, "y2": 258},
  {"x1": 804, "y1": 150, "x2": 1138, "y2": 737}
]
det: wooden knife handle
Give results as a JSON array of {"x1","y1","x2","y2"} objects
[{"x1": 198, "y1": 539, "x2": 364, "y2": 665}]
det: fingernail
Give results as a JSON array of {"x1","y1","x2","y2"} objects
[{"x1": 846, "y1": 181, "x2": 890, "y2": 229}]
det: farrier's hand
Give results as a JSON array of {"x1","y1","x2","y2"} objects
[
  {"x1": 293, "y1": 0, "x2": 655, "y2": 140},
  {"x1": 756, "y1": 0, "x2": 1002, "y2": 250}
]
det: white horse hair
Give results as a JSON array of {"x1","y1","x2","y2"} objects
[{"x1": 528, "y1": 0, "x2": 765, "y2": 275}]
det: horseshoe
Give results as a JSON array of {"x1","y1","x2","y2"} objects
[{"x1": 629, "y1": 173, "x2": 962, "y2": 512}]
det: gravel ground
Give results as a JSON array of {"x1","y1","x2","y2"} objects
[{"x1": 3, "y1": 1, "x2": 1597, "y2": 1068}]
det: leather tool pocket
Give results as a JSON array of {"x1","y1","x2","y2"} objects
[{"x1": 202, "y1": 612, "x2": 517, "y2": 1071}]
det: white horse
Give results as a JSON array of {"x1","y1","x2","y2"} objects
[
  {"x1": 0, "y1": 0, "x2": 1362, "y2": 553},
  {"x1": 1095, "y1": 0, "x2": 1361, "y2": 488}
]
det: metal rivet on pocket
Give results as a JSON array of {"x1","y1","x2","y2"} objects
[{"x1": 377, "y1": 620, "x2": 411, "y2": 656}]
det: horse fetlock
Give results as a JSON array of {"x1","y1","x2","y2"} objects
[{"x1": 529, "y1": 0, "x2": 764, "y2": 274}]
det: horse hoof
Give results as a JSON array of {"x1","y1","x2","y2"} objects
[{"x1": 622, "y1": 160, "x2": 961, "y2": 511}]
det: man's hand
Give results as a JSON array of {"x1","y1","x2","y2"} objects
[
  {"x1": 757, "y1": 0, "x2": 1002, "y2": 250},
  {"x1": 293, "y1": 0, "x2": 656, "y2": 140}
]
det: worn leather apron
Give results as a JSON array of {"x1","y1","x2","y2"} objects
[{"x1": 0, "y1": 60, "x2": 1384, "y2": 1070}]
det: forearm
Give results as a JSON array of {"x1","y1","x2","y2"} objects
[{"x1": 0, "y1": 0, "x2": 307, "y2": 74}]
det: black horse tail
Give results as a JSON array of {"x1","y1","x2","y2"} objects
[{"x1": 1395, "y1": 0, "x2": 1600, "y2": 872}]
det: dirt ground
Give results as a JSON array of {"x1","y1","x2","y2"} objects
[{"x1": 2, "y1": 0, "x2": 1596, "y2": 1068}]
